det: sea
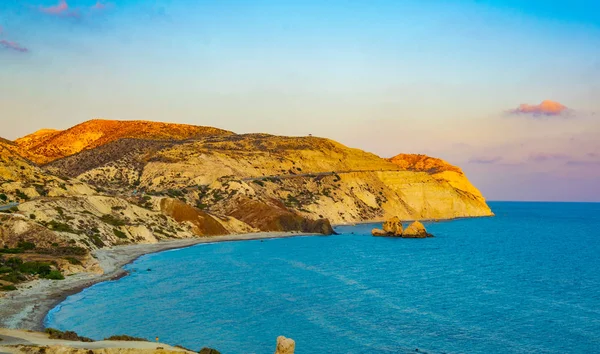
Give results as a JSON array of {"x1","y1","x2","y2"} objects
[{"x1": 45, "y1": 202, "x2": 600, "y2": 353}]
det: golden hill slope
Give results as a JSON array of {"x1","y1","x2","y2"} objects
[
  {"x1": 16, "y1": 119, "x2": 235, "y2": 164},
  {"x1": 389, "y1": 154, "x2": 488, "y2": 202},
  {"x1": 43, "y1": 126, "x2": 493, "y2": 223}
]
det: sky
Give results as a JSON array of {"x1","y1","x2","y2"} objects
[{"x1": 1, "y1": 0, "x2": 599, "y2": 202}]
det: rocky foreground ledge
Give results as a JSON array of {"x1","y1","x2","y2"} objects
[{"x1": 0, "y1": 329, "x2": 296, "y2": 354}]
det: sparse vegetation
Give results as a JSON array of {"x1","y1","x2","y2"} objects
[
  {"x1": 64, "y1": 257, "x2": 82, "y2": 265},
  {"x1": 45, "y1": 220, "x2": 77, "y2": 234},
  {"x1": 104, "y1": 335, "x2": 149, "y2": 342},
  {"x1": 101, "y1": 214, "x2": 126, "y2": 226},
  {"x1": 113, "y1": 228, "x2": 127, "y2": 239},
  {"x1": 45, "y1": 328, "x2": 94, "y2": 342}
]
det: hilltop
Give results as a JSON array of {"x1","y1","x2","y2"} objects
[{"x1": 15, "y1": 119, "x2": 234, "y2": 165}]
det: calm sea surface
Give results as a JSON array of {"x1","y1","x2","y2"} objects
[{"x1": 46, "y1": 202, "x2": 600, "y2": 353}]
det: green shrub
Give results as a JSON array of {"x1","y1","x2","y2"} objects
[
  {"x1": 113, "y1": 229, "x2": 127, "y2": 239},
  {"x1": 64, "y1": 257, "x2": 82, "y2": 265},
  {"x1": 46, "y1": 220, "x2": 77, "y2": 233},
  {"x1": 42, "y1": 270, "x2": 64, "y2": 280},
  {"x1": 1, "y1": 272, "x2": 26, "y2": 283},
  {"x1": 101, "y1": 214, "x2": 126, "y2": 226},
  {"x1": 1, "y1": 285, "x2": 17, "y2": 291},
  {"x1": 17, "y1": 241, "x2": 36, "y2": 250},
  {"x1": 15, "y1": 189, "x2": 29, "y2": 201},
  {"x1": 0, "y1": 193, "x2": 7, "y2": 201},
  {"x1": 45, "y1": 328, "x2": 93, "y2": 342},
  {"x1": 19, "y1": 261, "x2": 52, "y2": 276},
  {"x1": 89, "y1": 234, "x2": 105, "y2": 248},
  {"x1": 104, "y1": 335, "x2": 149, "y2": 342}
]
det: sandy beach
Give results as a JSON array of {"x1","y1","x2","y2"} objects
[{"x1": 0, "y1": 231, "x2": 320, "y2": 331}]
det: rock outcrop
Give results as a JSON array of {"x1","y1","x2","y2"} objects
[
  {"x1": 274, "y1": 336, "x2": 295, "y2": 354},
  {"x1": 382, "y1": 216, "x2": 403, "y2": 236},
  {"x1": 371, "y1": 228, "x2": 388, "y2": 236},
  {"x1": 372, "y1": 218, "x2": 433, "y2": 238},
  {"x1": 402, "y1": 221, "x2": 432, "y2": 238},
  {"x1": 159, "y1": 198, "x2": 229, "y2": 236}
]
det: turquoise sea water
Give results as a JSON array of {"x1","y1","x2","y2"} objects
[{"x1": 46, "y1": 202, "x2": 600, "y2": 353}]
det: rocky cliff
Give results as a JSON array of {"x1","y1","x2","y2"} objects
[
  {"x1": 40, "y1": 127, "x2": 493, "y2": 224},
  {"x1": 1, "y1": 120, "x2": 493, "y2": 291}
]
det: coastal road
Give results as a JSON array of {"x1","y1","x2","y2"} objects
[{"x1": 0, "y1": 202, "x2": 19, "y2": 211}]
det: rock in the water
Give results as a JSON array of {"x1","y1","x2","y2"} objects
[
  {"x1": 274, "y1": 336, "x2": 295, "y2": 354},
  {"x1": 382, "y1": 216, "x2": 403, "y2": 236},
  {"x1": 402, "y1": 221, "x2": 431, "y2": 238},
  {"x1": 371, "y1": 228, "x2": 388, "y2": 236}
]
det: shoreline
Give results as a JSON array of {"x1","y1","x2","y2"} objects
[
  {"x1": 332, "y1": 214, "x2": 495, "y2": 227},
  {"x1": 0, "y1": 231, "x2": 320, "y2": 332}
]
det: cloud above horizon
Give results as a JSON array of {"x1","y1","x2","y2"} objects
[
  {"x1": 529, "y1": 153, "x2": 570, "y2": 162},
  {"x1": 0, "y1": 39, "x2": 28, "y2": 53},
  {"x1": 510, "y1": 100, "x2": 569, "y2": 117},
  {"x1": 92, "y1": 1, "x2": 108, "y2": 10},
  {"x1": 469, "y1": 156, "x2": 503, "y2": 164},
  {"x1": 38, "y1": 0, "x2": 80, "y2": 17}
]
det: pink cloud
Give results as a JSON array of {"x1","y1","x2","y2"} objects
[
  {"x1": 469, "y1": 156, "x2": 502, "y2": 164},
  {"x1": 39, "y1": 0, "x2": 80, "y2": 17},
  {"x1": 510, "y1": 100, "x2": 569, "y2": 117},
  {"x1": 92, "y1": 1, "x2": 108, "y2": 10},
  {"x1": 529, "y1": 153, "x2": 570, "y2": 163},
  {"x1": 0, "y1": 40, "x2": 28, "y2": 53}
]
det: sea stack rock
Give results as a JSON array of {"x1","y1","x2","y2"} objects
[
  {"x1": 383, "y1": 216, "x2": 403, "y2": 236},
  {"x1": 371, "y1": 228, "x2": 388, "y2": 236},
  {"x1": 275, "y1": 336, "x2": 295, "y2": 354},
  {"x1": 402, "y1": 221, "x2": 432, "y2": 238}
]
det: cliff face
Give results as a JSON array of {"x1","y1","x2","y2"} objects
[
  {"x1": 44, "y1": 130, "x2": 493, "y2": 224},
  {"x1": 4, "y1": 121, "x2": 493, "y2": 242}
]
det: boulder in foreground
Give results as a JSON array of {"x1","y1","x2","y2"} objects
[
  {"x1": 402, "y1": 221, "x2": 432, "y2": 238},
  {"x1": 274, "y1": 336, "x2": 295, "y2": 354}
]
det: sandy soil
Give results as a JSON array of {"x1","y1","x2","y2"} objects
[
  {"x1": 0, "y1": 328, "x2": 192, "y2": 353},
  {"x1": 0, "y1": 232, "x2": 319, "y2": 331}
]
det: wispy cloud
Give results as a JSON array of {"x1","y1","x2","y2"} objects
[
  {"x1": 469, "y1": 156, "x2": 502, "y2": 164},
  {"x1": 92, "y1": 1, "x2": 109, "y2": 10},
  {"x1": 529, "y1": 153, "x2": 570, "y2": 163},
  {"x1": 509, "y1": 100, "x2": 570, "y2": 117},
  {"x1": 0, "y1": 39, "x2": 29, "y2": 53},
  {"x1": 38, "y1": 0, "x2": 80, "y2": 17},
  {"x1": 566, "y1": 160, "x2": 600, "y2": 167}
]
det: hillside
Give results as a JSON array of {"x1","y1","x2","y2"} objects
[
  {"x1": 1, "y1": 119, "x2": 494, "y2": 294},
  {"x1": 43, "y1": 126, "x2": 493, "y2": 224},
  {"x1": 15, "y1": 119, "x2": 234, "y2": 165}
]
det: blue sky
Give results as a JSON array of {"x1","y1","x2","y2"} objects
[{"x1": 1, "y1": 0, "x2": 599, "y2": 201}]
